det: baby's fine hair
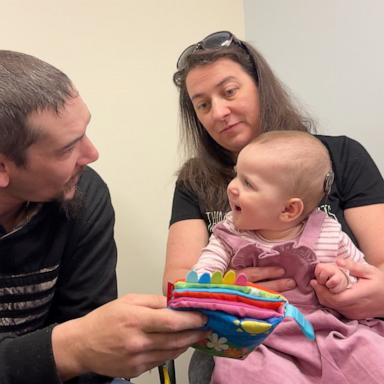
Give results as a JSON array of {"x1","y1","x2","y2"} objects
[{"x1": 250, "y1": 130, "x2": 332, "y2": 214}]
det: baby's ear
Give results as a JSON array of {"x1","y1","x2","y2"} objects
[{"x1": 280, "y1": 198, "x2": 304, "y2": 222}]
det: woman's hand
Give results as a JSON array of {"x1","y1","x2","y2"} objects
[
  {"x1": 310, "y1": 258, "x2": 384, "y2": 319},
  {"x1": 237, "y1": 266, "x2": 297, "y2": 292}
]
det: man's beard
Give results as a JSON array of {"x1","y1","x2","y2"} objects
[
  {"x1": 57, "y1": 187, "x2": 85, "y2": 219},
  {"x1": 56, "y1": 168, "x2": 85, "y2": 219}
]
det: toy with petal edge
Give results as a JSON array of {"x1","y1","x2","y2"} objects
[{"x1": 167, "y1": 270, "x2": 315, "y2": 359}]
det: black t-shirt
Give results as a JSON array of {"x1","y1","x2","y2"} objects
[
  {"x1": 0, "y1": 166, "x2": 117, "y2": 384},
  {"x1": 170, "y1": 135, "x2": 384, "y2": 246}
]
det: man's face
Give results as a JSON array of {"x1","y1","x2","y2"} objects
[{"x1": 4, "y1": 95, "x2": 99, "y2": 203}]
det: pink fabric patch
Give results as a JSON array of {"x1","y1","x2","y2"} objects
[{"x1": 170, "y1": 297, "x2": 282, "y2": 318}]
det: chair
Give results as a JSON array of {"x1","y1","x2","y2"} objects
[
  {"x1": 158, "y1": 360, "x2": 176, "y2": 384},
  {"x1": 158, "y1": 353, "x2": 213, "y2": 384}
]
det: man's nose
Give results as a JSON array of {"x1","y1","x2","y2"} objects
[{"x1": 78, "y1": 136, "x2": 99, "y2": 165}]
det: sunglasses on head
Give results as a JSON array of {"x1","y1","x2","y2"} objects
[{"x1": 176, "y1": 31, "x2": 249, "y2": 70}]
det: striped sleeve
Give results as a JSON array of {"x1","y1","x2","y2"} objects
[
  {"x1": 193, "y1": 233, "x2": 232, "y2": 275},
  {"x1": 338, "y1": 231, "x2": 366, "y2": 263},
  {"x1": 315, "y1": 215, "x2": 366, "y2": 286},
  {"x1": 314, "y1": 216, "x2": 344, "y2": 262}
]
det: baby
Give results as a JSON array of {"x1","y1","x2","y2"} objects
[
  {"x1": 194, "y1": 130, "x2": 363, "y2": 293},
  {"x1": 192, "y1": 131, "x2": 384, "y2": 383}
]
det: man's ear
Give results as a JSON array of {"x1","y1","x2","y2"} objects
[
  {"x1": 280, "y1": 198, "x2": 304, "y2": 222},
  {"x1": 0, "y1": 154, "x2": 11, "y2": 188}
]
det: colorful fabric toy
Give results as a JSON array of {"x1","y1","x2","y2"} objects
[{"x1": 167, "y1": 270, "x2": 315, "y2": 359}]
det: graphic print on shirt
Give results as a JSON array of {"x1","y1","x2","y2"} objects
[
  {"x1": 206, "y1": 210, "x2": 226, "y2": 232},
  {"x1": 319, "y1": 204, "x2": 337, "y2": 221}
]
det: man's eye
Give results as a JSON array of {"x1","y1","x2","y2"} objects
[{"x1": 61, "y1": 146, "x2": 75, "y2": 155}]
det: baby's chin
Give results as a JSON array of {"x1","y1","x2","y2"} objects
[{"x1": 232, "y1": 218, "x2": 247, "y2": 231}]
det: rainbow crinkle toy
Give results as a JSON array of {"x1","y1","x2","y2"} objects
[{"x1": 167, "y1": 270, "x2": 315, "y2": 359}]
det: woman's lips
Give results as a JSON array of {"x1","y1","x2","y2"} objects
[{"x1": 220, "y1": 122, "x2": 240, "y2": 133}]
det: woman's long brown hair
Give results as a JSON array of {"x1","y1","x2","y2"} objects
[{"x1": 173, "y1": 41, "x2": 315, "y2": 211}]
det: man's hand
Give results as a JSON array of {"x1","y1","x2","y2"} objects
[
  {"x1": 311, "y1": 258, "x2": 384, "y2": 319},
  {"x1": 52, "y1": 294, "x2": 208, "y2": 380}
]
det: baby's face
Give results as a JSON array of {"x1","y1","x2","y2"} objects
[{"x1": 227, "y1": 144, "x2": 289, "y2": 232}]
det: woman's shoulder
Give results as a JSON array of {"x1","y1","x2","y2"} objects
[
  {"x1": 178, "y1": 157, "x2": 202, "y2": 174},
  {"x1": 315, "y1": 134, "x2": 370, "y2": 163},
  {"x1": 315, "y1": 134, "x2": 362, "y2": 149}
]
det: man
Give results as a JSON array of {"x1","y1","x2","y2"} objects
[{"x1": 0, "y1": 50, "x2": 206, "y2": 383}]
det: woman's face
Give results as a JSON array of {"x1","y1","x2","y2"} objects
[{"x1": 186, "y1": 58, "x2": 261, "y2": 154}]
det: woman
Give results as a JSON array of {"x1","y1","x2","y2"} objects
[{"x1": 163, "y1": 31, "x2": 384, "y2": 382}]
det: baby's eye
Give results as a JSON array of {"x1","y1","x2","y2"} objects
[{"x1": 243, "y1": 178, "x2": 253, "y2": 189}]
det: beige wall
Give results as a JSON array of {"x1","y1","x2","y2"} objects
[{"x1": 1, "y1": 1, "x2": 244, "y2": 382}]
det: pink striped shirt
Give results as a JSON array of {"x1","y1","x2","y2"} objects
[{"x1": 194, "y1": 211, "x2": 365, "y2": 285}]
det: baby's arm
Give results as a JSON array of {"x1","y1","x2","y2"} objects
[
  {"x1": 193, "y1": 233, "x2": 231, "y2": 275},
  {"x1": 314, "y1": 263, "x2": 350, "y2": 294},
  {"x1": 314, "y1": 225, "x2": 367, "y2": 294}
]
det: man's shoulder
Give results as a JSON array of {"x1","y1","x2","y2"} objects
[
  {"x1": 78, "y1": 166, "x2": 109, "y2": 196},
  {"x1": 75, "y1": 166, "x2": 113, "y2": 219}
]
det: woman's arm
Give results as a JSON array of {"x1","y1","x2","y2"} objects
[
  {"x1": 345, "y1": 204, "x2": 384, "y2": 269},
  {"x1": 163, "y1": 219, "x2": 209, "y2": 294}
]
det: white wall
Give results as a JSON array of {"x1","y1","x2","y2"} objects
[
  {"x1": 0, "y1": 1, "x2": 244, "y2": 383},
  {"x1": 244, "y1": 0, "x2": 384, "y2": 174}
]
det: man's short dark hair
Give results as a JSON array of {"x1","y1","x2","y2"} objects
[{"x1": 0, "y1": 50, "x2": 76, "y2": 166}]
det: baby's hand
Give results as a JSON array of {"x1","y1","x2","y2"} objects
[{"x1": 314, "y1": 263, "x2": 349, "y2": 294}]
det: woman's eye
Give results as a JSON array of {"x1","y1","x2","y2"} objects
[
  {"x1": 196, "y1": 101, "x2": 209, "y2": 111},
  {"x1": 225, "y1": 87, "x2": 237, "y2": 97}
]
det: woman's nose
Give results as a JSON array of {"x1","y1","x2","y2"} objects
[{"x1": 211, "y1": 98, "x2": 230, "y2": 121}]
